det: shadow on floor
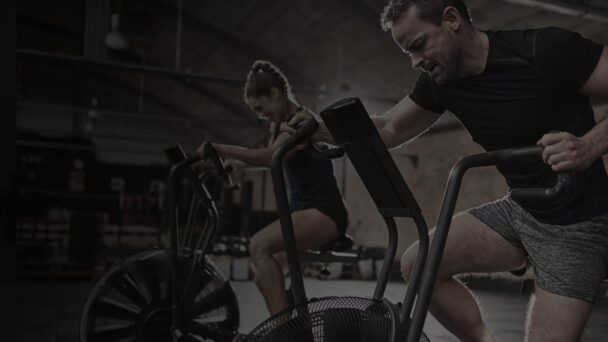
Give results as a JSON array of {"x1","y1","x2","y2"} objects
[{"x1": 17, "y1": 277, "x2": 608, "y2": 342}]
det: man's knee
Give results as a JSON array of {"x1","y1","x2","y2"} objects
[{"x1": 400, "y1": 239, "x2": 459, "y2": 282}]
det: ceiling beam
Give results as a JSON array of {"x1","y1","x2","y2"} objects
[
  {"x1": 499, "y1": 0, "x2": 608, "y2": 24},
  {"x1": 18, "y1": 49, "x2": 244, "y2": 86},
  {"x1": 17, "y1": 49, "x2": 265, "y2": 131},
  {"x1": 110, "y1": 48, "x2": 258, "y2": 124},
  {"x1": 84, "y1": 69, "x2": 256, "y2": 144},
  {"x1": 155, "y1": 0, "x2": 318, "y2": 90},
  {"x1": 17, "y1": 14, "x2": 83, "y2": 42}
]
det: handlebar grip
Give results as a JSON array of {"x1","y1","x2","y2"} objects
[
  {"x1": 497, "y1": 145, "x2": 573, "y2": 202},
  {"x1": 306, "y1": 144, "x2": 345, "y2": 160},
  {"x1": 291, "y1": 119, "x2": 319, "y2": 143},
  {"x1": 510, "y1": 172, "x2": 572, "y2": 202},
  {"x1": 202, "y1": 142, "x2": 236, "y2": 189},
  {"x1": 486, "y1": 145, "x2": 543, "y2": 163},
  {"x1": 290, "y1": 119, "x2": 344, "y2": 160}
]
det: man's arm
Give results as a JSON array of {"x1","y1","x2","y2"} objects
[
  {"x1": 372, "y1": 96, "x2": 441, "y2": 148},
  {"x1": 581, "y1": 46, "x2": 608, "y2": 98},
  {"x1": 308, "y1": 96, "x2": 440, "y2": 148},
  {"x1": 539, "y1": 46, "x2": 608, "y2": 171}
]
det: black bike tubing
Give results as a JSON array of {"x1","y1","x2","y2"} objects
[
  {"x1": 191, "y1": 173, "x2": 220, "y2": 253},
  {"x1": 269, "y1": 119, "x2": 319, "y2": 307},
  {"x1": 168, "y1": 160, "x2": 189, "y2": 333},
  {"x1": 182, "y1": 193, "x2": 199, "y2": 248},
  {"x1": 270, "y1": 148, "x2": 307, "y2": 306},
  {"x1": 407, "y1": 154, "x2": 497, "y2": 341},
  {"x1": 168, "y1": 156, "x2": 204, "y2": 334},
  {"x1": 406, "y1": 153, "x2": 501, "y2": 342},
  {"x1": 178, "y1": 208, "x2": 217, "y2": 308},
  {"x1": 196, "y1": 206, "x2": 218, "y2": 257},
  {"x1": 180, "y1": 193, "x2": 219, "y2": 309},
  {"x1": 373, "y1": 217, "x2": 399, "y2": 300},
  {"x1": 399, "y1": 213, "x2": 430, "y2": 324}
]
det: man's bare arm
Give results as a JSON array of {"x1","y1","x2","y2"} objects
[
  {"x1": 539, "y1": 46, "x2": 608, "y2": 170},
  {"x1": 372, "y1": 96, "x2": 441, "y2": 148},
  {"x1": 290, "y1": 96, "x2": 440, "y2": 148}
]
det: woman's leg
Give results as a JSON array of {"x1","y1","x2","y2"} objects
[{"x1": 249, "y1": 208, "x2": 340, "y2": 315}]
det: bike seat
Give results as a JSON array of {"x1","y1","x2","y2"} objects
[{"x1": 318, "y1": 234, "x2": 354, "y2": 253}]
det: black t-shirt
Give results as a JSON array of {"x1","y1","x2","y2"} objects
[
  {"x1": 410, "y1": 27, "x2": 608, "y2": 224},
  {"x1": 272, "y1": 111, "x2": 346, "y2": 212}
]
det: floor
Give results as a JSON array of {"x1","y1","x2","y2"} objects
[{"x1": 16, "y1": 275, "x2": 608, "y2": 341}]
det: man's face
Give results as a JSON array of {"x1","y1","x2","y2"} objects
[{"x1": 390, "y1": 6, "x2": 460, "y2": 84}]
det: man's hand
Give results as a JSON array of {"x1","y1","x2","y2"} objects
[{"x1": 537, "y1": 132, "x2": 598, "y2": 171}]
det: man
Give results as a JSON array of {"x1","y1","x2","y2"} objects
[{"x1": 293, "y1": 0, "x2": 608, "y2": 341}]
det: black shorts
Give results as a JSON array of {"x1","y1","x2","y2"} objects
[{"x1": 292, "y1": 205, "x2": 348, "y2": 235}]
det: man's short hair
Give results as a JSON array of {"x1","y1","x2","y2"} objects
[{"x1": 380, "y1": 0, "x2": 472, "y2": 32}]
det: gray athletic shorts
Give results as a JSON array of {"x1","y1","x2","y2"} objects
[{"x1": 468, "y1": 196, "x2": 608, "y2": 303}]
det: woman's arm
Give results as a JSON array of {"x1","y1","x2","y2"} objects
[
  {"x1": 198, "y1": 109, "x2": 310, "y2": 167},
  {"x1": 211, "y1": 143, "x2": 276, "y2": 167}
]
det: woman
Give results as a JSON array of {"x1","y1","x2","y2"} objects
[{"x1": 197, "y1": 60, "x2": 348, "y2": 315}]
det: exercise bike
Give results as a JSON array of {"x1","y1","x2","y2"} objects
[
  {"x1": 80, "y1": 141, "x2": 363, "y2": 341},
  {"x1": 80, "y1": 143, "x2": 242, "y2": 342},
  {"x1": 237, "y1": 97, "x2": 571, "y2": 342},
  {"x1": 80, "y1": 97, "x2": 570, "y2": 341}
]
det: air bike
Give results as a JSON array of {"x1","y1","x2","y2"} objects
[
  {"x1": 80, "y1": 142, "x2": 242, "y2": 342},
  {"x1": 80, "y1": 96, "x2": 571, "y2": 342},
  {"x1": 79, "y1": 127, "x2": 358, "y2": 341},
  {"x1": 240, "y1": 97, "x2": 571, "y2": 342}
]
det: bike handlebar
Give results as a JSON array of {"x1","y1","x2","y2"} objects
[
  {"x1": 268, "y1": 117, "x2": 319, "y2": 308},
  {"x1": 305, "y1": 144, "x2": 345, "y2": 160},
  {"x1": 485, "y1": 146, "x2": 572, "y2": 202},
  {"x1": 201, "y1": 142, "x2": 238, "y2": 190}
]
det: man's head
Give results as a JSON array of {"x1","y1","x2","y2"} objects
[
  {"x1": 380, "y1": 0, "x2": 473, "y2": 84},
  {"x1": 380, "y1": 0, "x2": 471, "y2": 30}
]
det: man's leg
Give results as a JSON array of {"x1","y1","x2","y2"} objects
[
  {"x1": 249, "y1": 209, "x2": 339, "y2": 315},
  {"x1": 401, "y1": 212, "x2": 527, "y2": 342},
  {"x1": 525, "y1": 284, "x2": 592, "y2": 342}
]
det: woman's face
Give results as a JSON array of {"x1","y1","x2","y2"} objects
[{"x1": 247, "y1": 88, "x2": 286, "y2": 122}]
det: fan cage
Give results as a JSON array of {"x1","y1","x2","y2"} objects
[{"x1": 244, "y1": 296, "x2": 429, "y2": 342}]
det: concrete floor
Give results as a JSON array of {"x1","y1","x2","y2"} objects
[{"x1": 16, "y1": 275, "x2": 608, "y2": 342}]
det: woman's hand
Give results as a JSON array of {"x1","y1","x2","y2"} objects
[
  {"x1": 195, "y1": 141, "x2": 210, "y2": 160},
  {"x1": 278, "y1": 111, "x2": 317, "y2": 153},
  {"x1": 224, "y1": 158, "x2": 245, "y2": 172},
  {"x1": 281, "y1": 111, "x2": 320, "y2": 143}
]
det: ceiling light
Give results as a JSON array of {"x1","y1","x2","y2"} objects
[{"x1": 106, "y1": 13, "x2": 129, "y2": 50}]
